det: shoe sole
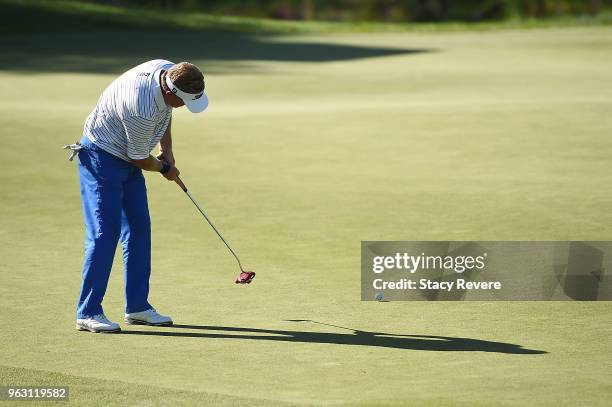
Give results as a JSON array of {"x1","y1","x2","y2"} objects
[
  {"x1": 124, "y1": 318, "x2": 173, "y2": 327},
  {"x1": 76, "y1": 325, "x2": 121, "y2": 334}
]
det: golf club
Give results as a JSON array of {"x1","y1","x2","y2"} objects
[{"x1": 174, "y1": 176, "x2": 255, "y2": 284}]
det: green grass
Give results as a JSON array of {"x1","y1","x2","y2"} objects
[
  {"x1": 0, "y1": 366, "x2": 296, "y2": 406},
  {"x1": 1, "y1": 18, "x2": 612, "y2": 407},
  {"x1": 2, "y1": 0, "x2": 612, "y2": 34}
]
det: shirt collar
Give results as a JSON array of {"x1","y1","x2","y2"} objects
[{"x1": 153, "y1": 69, "x2": 170, "y2": 111}]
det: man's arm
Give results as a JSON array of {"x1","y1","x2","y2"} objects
[
  {"x1": 123, "y1": 115, "x2": 178, "y2": 180},
  {"x1": 158, "y1": 118, "x2": 175, "y2": 165},
  {"x1": 132, "y1": 155, "x2": 179, "y2": 181}
]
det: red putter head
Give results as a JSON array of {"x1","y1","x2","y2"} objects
[
  {"x1": 174, "y1": 175, "x2": 252, "y2": 284},
  {"x1": 236, "y1": 271, "x2": 256, "y2": 284}
]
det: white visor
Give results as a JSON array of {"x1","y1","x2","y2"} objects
[{"x1": 165, "y1": 74, "x2": 208, "y2": 113}]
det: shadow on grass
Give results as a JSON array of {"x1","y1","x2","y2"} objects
[
  {"x1": 0, "y1": 31, "x2": 430, "y2": 74},
  {"x1": 1, "y1": 1, "x2": 430, "y2": 74},
  {"x1": 119, "y1": 322, "x2": 546, "y2": 354}
]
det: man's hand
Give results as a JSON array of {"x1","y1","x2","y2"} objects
[
  {"x1": 131, "y1": 155, "x2": 179, "y2": 181},
  {"x1": 162, "y1": 164, "x2": 180, "y2": 181},
  {"x1": 157, "y1": 151, "x2": 179, "y2": 180},
  {"x1": 157, "y1": 150, "x2": 175, "y2": 166}
]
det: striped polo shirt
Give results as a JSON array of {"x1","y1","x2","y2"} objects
[{"x1": 83, "y1": 59, "x2": 174, "y2": 161}]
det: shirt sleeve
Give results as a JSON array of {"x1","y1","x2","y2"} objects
[{"x1": 122, "y1": 116, "x2": 156, "y2": 160}]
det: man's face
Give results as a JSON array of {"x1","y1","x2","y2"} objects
[{"x1": 164, "y1": 90, "x2": 185, "y2": 108}]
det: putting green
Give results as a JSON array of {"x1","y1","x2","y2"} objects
[{"x1": 1, "y1": 25, "x2": 611, "y2": 406}]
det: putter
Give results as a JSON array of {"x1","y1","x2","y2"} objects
[{"x1": 174, "y1": 176, "x2": 255, "y2": 284}]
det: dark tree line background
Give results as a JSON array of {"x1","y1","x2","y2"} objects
[{"x1": 94, "y1": 0, "x2": 612, "y2": 21}]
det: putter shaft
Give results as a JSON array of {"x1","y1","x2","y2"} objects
[{"x1": 175, "y1": 177, "x2": 246, "y2": 272}]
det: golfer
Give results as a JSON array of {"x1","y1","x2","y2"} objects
[{"x1": 74, "y1": 59, "x2": 207, "y2": 333}]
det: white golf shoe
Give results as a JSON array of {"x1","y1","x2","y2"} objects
[
  {"x1": 125, "y1": 308, "x2": 173, "y2": 326},
  {"x1": 76, "y1": 314, "x2": 121, "y2": 333}
]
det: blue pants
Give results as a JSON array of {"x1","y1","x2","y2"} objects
[{"x1": 76, "y1": 137, "x2": 152, "y2": 318}]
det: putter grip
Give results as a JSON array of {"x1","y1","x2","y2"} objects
[{"x1": 175, "y1": 176, "x2": 188, "y2": 192}]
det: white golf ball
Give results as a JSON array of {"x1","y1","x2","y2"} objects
[{"x1": 375, "y1": 292, "x2": 383, "y2": 301}]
